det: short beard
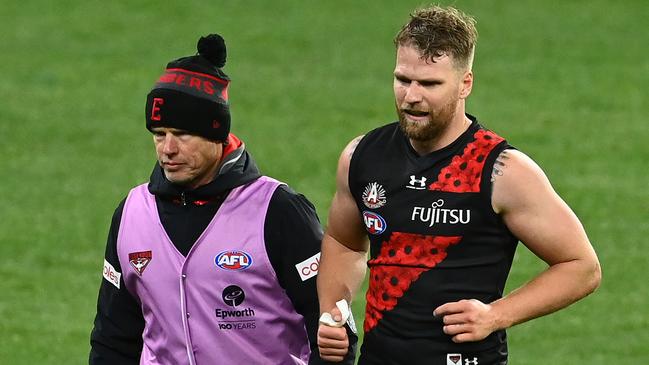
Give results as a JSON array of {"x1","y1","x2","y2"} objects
[{"x1": 397, "y1": 97, "x2": 458, "y2": 141}]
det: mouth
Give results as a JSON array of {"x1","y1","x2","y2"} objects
[
  {"x1": 402, "y1": 109, "x2": 429, "y2": 121},
  {"x1": 162, "y1": 161, "x2": 183, "y2": 171}
]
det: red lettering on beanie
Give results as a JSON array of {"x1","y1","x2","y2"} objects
[
  {"x1": 159, "y1": 73, "x2": 176, "y2": 83},
  {"x1": 189, "y1": 77, "x2": 201, "y2": 91},
  {"x1": 153, "y1": 69, "x2": 229, "y2": 102},
  {"x1": 151, "y1": 98, "x2": 164, "y2": 121},
  {"x1": 212, "y1": 120, "x2": 221, "y2": 129},
  {"x1": 203, "y1": 81, "x2": 214, "y2": 95}
]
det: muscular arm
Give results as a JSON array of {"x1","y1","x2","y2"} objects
[
  {"x1": 435, "y1": 149, "x2": 602, "y2": 342},
  {"x1": 316, "y1": 137, "x2": 369, "y2": 362}
]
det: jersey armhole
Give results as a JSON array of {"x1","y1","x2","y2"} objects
[
  {"x1": 480, "y1": 142, "x2": 516, "y2": 213},
  {"x1": 347, "y1": 135, "x2": 370, "y2": 203}
]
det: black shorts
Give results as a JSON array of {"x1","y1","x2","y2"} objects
[{"x1": 358, "y1": 331, "x2": 508, "y2": 365}]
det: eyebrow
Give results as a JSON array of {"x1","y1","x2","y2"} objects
[{"x1": 393, "y1": 72, "x2": 443, "y2": 84}]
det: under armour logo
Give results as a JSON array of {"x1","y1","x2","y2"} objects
[
  {"x1": 406, "y1": 175, "x2": 427, "y2": 190},
  {"x1": 465, "y1": 358, "x2": 479, "y2": 365}
]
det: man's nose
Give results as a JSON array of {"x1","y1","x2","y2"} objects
[
  {"x1": 404, "y1": 82, "x2": 424, "y2": 104},
  {"x1": 161, "y1": 135, "x2": 178, "y2": 154}
]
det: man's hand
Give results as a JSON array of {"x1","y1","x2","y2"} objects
[
  {"x1": 433, "y1": 299, "x2": 500, "y2": 343},
  {"x1": 317, "y1": 307, "x2": 349, "y2": 362}
]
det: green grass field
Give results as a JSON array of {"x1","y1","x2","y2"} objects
[{"x1": 1, "y1": 1, "x2": 648, "y2": 363}]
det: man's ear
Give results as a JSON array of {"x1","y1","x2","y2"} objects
[{"x1": 459, "y1": 70, "x2": 473, "y2": 99}]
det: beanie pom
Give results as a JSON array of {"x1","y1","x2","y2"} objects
[{"x1": 197, "y1": 34, "x2": 227, "y2": 68}]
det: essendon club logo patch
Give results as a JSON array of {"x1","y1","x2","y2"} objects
[
  {"x1": 447, "y1": 354, "x2": 462, "y2": 365},
  {"x1": 129, "y1": 251, "x2": 152, "y2": 275}
]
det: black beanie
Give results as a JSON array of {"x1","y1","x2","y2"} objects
[{"x1": 145, "y1": 34, "x2": 230, "y2": 141}]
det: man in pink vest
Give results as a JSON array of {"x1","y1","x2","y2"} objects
[{"x1": 89, "y1": 34, "x2": 357, "y2": 365}]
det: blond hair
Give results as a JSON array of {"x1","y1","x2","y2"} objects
[{"x1": 394, "y1": 5, "x2": 478, "y2": 70}]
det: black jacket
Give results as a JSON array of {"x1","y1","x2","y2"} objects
[{"x1": 89, "y1": 144, "x2": 356, "y2": 364}]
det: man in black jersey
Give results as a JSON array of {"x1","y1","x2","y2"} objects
[{"x1": 316, "y1": 5, "x2": 601, "y2": 365}]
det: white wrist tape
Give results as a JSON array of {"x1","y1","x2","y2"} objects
[{"x1": 319, "y1": 299, "x2": 351, "y2": 327}]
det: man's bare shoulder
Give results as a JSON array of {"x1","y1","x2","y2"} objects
[
  {"x1": 345, "y1": 135, "x2": 365, "y2": 158},
  {"x1": 491, "y1": 149, "x2": 546, "y2": 183},
  {"x1": 490, "y1": 149, "x2": 553, "y2": 214}
]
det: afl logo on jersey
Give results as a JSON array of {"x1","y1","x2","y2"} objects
[
  {"x1": 362, "y1": 182, "x2": 387, "y2": 208},
  {"x1": 215, "y1": 250, "x2": 253, "y2": 271},
  {"x1": 363, "y1": 211, "x2": 387, "y2": 235}
]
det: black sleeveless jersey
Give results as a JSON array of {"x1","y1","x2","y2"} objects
[{"x1": 349, "y1": 115, "x2": 518, "y2": 365}]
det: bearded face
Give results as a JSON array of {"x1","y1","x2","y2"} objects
[
  {"x1": 396, "y1": 95, "x2": 459, "y2": 141},
  {"x1": 393, "y1": 45, "x2": 468, "y2": 144}
]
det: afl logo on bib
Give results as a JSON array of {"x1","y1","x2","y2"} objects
[
  {"x1": 362, "y1": 182, "x2": 387, "y2": 208},
  {"x1": 363, "y1": 211, "x2": 387, "y2": 235},
  {"x1": 215, "y1": 250, "x2": 253, "y2": 271}
]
